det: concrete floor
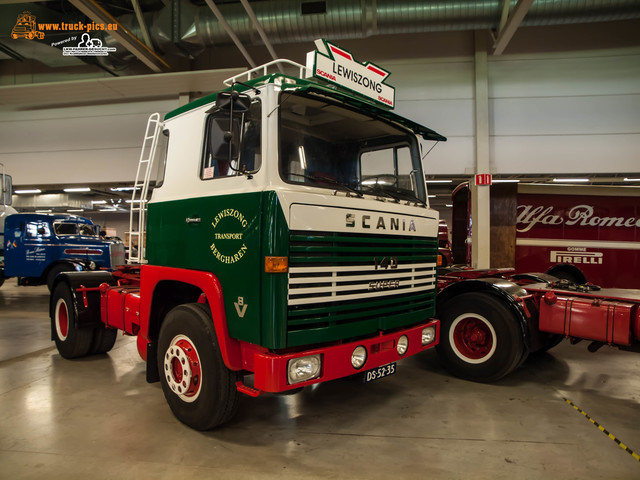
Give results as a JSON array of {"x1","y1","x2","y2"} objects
[{"x1": 1, "y1": 281, "x2": 639, "y2": 480}]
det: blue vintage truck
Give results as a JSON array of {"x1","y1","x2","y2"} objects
[{"x1": 1, "y1": 213, "x2": 125, "y2": 289}]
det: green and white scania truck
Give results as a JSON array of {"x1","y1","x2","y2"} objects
[{"x1": 50, "y1": 40, "x2": 445, "y2": 430}]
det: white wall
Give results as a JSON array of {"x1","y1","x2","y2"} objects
[
  {"x1": 0, "y1": 47, "x2": 639, "y2": 184},
  {"x1": 83, "y1": 211, "x2": 130, "y2": 239},
  {"x1": 390, "y1": 47, "x2": 640, "y2": 176},
  {"x1": 0, "y1": 99, "x2": 179, "y2": 185}
]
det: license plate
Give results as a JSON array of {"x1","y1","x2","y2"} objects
[{"x1": 363, "y1": 362, "x2": 396, "y2": 383}]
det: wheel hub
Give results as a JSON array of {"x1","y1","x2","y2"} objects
[
  {"x1": 55, "y1": 298, "x2": 69, "y2": 341},
  {"x1": 164, "y1": 335, "x2": 202, "y2": 402},
  {"x1": 451, "y1": 315, "x2": 495, "y2": 361}
]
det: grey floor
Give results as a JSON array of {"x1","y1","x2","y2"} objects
[{"x1": 1, "y1": 281, "x2": 639, "y2": 480}]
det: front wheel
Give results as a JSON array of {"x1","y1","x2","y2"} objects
[
  {"x1": 158, "y1": 303, "x2": 239, "y2": 430},
  {"x1": 436, "y1": 292, "x2": 526, "y2": 382}
]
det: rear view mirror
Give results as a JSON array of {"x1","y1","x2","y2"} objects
[
  {"x1": 208, "y1": 115, "x2": 240, "y2": 161},
  {"x1": 215, "y1": 91, "x2": 251, "y2": 113}
]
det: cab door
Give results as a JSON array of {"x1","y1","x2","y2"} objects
[
  {"x1": 145, "y1": 96, "x2": 265, "y2": 345},
  {"x1": 5, "y1": 219, "x2": 53, "y2": 278}
]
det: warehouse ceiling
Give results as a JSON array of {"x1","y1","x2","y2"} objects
[{"x1": 2, "y1": 0, "x2": 640, "y2": 80}]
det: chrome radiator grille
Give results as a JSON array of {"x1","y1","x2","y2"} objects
[{"x1": 286, "y1": 231, "x2": 437, "y2": 346}]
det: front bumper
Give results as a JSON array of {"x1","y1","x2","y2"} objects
[{"x1": 249, "y1": 319, "x2": 439, "y2": 392}]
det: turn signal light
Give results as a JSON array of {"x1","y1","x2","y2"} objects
[
  {"x1": 437, "y1": 254, "x2": 443, "y2": 267},
  {"x1": 265, "y1": 256, "x2": 288, "y2": 273}
]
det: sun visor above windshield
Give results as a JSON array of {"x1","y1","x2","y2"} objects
[{"x1": 290, "y1": 84, "x2": 447, "y2": 143}]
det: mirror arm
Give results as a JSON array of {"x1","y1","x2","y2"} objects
[{"x1": 232, "y1": 80, "x2": 260, "y2": 95}]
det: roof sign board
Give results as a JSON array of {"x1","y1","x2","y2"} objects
[{"x1": 306, "y1": 39, "x2": 396, "y2": 109}]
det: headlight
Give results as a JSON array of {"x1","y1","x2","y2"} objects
[
  {"x1": 287, "y1": 355, "x2": 321, "y2": 384},
  {"x1": 89, "y1": 261, "x2": 97, "y2": 270},
  {"x1": 422, "y1": 326, "x2": 436, "y2": 346},
  {"x1": 351, "y1": 346, "x2": 367, "y2": 369},
  {"x1": 397, "y1": 335, "x2": 409, "y2": 356}
]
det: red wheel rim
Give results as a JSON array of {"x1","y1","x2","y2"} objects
[
  {"x1": 451, "y1": 314, "x2": 496, "y2": 362},
  {"x1": 164, "y1": 335, "x2": 202, "y2": 402},
  {"x1": 55, "y1": 299, "x2": 69, "y2": 340}
]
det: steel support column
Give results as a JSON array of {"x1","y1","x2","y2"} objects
[{"x1": 471, "y1": 30, "x2": 491, "y2": 269}]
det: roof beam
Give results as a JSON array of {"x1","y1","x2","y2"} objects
[
  {"x1": 493, "y1": 0, "x2": 535, "y2": 56},
  {"x1": 203, "y1": 0, "x2": 257, "y2": 68},
  {"x1": 68, "y1": 0, "x2": 171, "y2": 72},
  {"x1": 238, "y1": 0, "x2": 283, "y2": 73},
  {"x1": 131, "y1": 0, "x2": 154, "y2": 51}
]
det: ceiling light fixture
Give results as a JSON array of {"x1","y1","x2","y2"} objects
[
  {"x1": 552, "y1": 178, "x2": 590, "y2": 183},
  {"x1": 15, "y1": 189, "x2": 42, "y2": 194},
  {"x1": 64, "y1": 187, "x2": 91, "y2": 192}
]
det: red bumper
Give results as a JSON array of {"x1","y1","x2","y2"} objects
[{"x1": 248, "y1": 320, "x2": 439, "y2": 393}]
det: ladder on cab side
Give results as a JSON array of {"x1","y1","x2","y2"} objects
[{"x1": 128, "y1": 112, "x2": 162, "y2": 264}]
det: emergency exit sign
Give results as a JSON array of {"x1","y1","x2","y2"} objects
[{"x1": 475, "y1": 174, "x2": 492, "y2": 186}]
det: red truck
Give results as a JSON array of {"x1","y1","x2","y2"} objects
[
  {"x1": 435, "y1": 267, "x2": 640, "y2": 382},
  {"x1": 451, "y1": 182, "x2": 640, "y2": 288},
  {"x1": 433, "y1": 181, "x2": 640, "y2": 382}
]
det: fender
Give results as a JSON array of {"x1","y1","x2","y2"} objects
[
  {"x1": 45, "y1": 259, "x2": 93, "y2": 275},
  {"x1": 546, "y1": 263, "x2": 587, "y2": 284},
  {"x1": 49, "y1": 271, "x2": 117, "y2": 339},
  {"x1": 139, "y1": 265, "x2": 243, "y2": 371},
  {"x1": 437, "y1": 277, "x2": 540, "y2": 351}
]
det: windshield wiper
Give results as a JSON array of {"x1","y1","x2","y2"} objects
[
  {"x1": 359, "y1": 184, "x2": 426, "y2": 206},
  {"x1": 288, "y1": 173, "x2": 363, "y2": 197},
  {"x1": 358, "y1": 184, "x2": 401, "y2": 202}
]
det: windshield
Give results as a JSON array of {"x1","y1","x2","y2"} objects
[
  {"x1": 278, "y1": 94, "x2": 426, "y2": 203},
  {"x1": 54, "y1": 222, "x2": 98, "y2": 236}
]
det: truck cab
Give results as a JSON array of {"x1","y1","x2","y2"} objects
[
  {"x1": 50, "y1": 41, "x2": 446, "y2": 430},
  {"x1": 147, "y1": 61, "x2": 445, "y2": 352},
  {"x1": 3, "y1": 213, "x2": 124, "y2": 289}
]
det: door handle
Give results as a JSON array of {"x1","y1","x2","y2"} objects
[{"x1": 185, "y1": 217, "x2": 201, "y2": 224}]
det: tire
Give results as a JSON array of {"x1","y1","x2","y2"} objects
[
  {"x1": 90, "y1": 327, "x2": 118, "y2": 355},
  {"x1": 436, "y1": 292, "x2": 526, "y2": 382},
  {"x1": 52, "y1": 282, "x2": 94, "y2": 359},
  {"x1": 47, "y1": 264, "x2": 75, "y2": 291},
  {"x1": 157, "y1": 303, "x2": 239, "y2": 430},
  {"x1": 534, "y1": 333, "x2": 563, "y2": 354}
]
